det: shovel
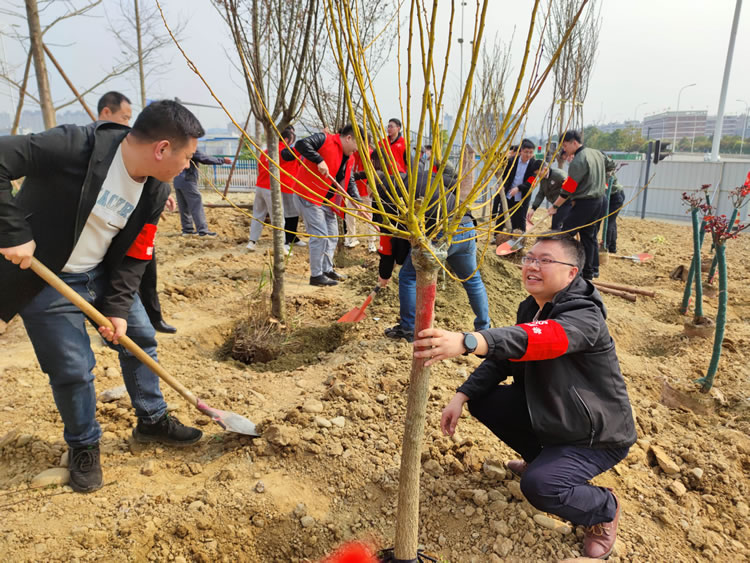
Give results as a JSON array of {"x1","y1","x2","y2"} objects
[
  {"x1": 28, "y1": 257, "x2": 260, "y2": 437},
  {"x1": 612, "y1": 252, "x2": 653, "y2": 263},
  {"x1": 496, "y1": 215, "x2": 552, "y2": 256},
  {"x1": 337, "y1": 285, "x2": 381, "y2": 323}
]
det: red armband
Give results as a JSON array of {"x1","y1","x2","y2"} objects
[
  {"x1": 126, "y1": 223, "x2": 157, "y2": 260},
  {"x1": 378, "y1": 235, "x2": 392, "y2": 255},
  {"x1": 561, "y1": 176, "x2": 578, "y2": 194},
  {"x1": 509, "y1": 319, "x2": 569, "y2": 362}
]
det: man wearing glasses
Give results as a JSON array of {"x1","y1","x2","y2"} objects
[{"x1": 413, "y1": 233, "x2": 636, "y2": 560}]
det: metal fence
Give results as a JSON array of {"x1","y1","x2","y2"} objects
[
  {"x1": 613, "y1": 160, "x2": 749, "y2": 224},
  {"x1": 197, "y1": 160, "x2": 258, "y2": 192}
]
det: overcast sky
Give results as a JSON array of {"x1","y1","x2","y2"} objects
[{"x1": 0, "y1": 0, "x2": 748, "y2": 136}]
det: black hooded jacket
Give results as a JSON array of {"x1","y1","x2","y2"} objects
[{"x1": 458, "y1": 276, "x2": 637, "y2": 449}]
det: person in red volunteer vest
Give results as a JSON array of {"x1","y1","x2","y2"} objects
[
  {"x1": 375, "y1": 118, "x2": 408, "y2": 176},
  {"x1": 293, "y1": 124, "x2": 360, "y2": 287},
  {"x1": 246, "y1": 126, "x2": 303, "y2": 253}
]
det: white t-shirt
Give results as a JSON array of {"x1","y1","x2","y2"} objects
[{"x1": 63, "y1": 144, "x2": 145, "y2": 273}]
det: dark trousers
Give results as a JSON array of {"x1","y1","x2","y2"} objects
[
  {"x1": 284, "y1": 216, "x2": 300, "y2": 244},
  {"x1": 507, "y1": 196, "x2": 530, "y2": 232},
  {"x1": 551, "y1": 200, "x2": 572, "y2": 231},
  {"x1": 467, "y1": 383, "x2": 628, "y2": 527},
  {"x1": 138, "y1": 254, "x2": 162, "y2": 324},
  {"x1": 491, "y1": 191, "x2": 527, "y2": 232},
  {"x1": 175, "y1": 182, "x2": 209, "y2": 234},
  {"x1": 605, "y1": 190, "x2": 625, "y2": 253},
  {"x1": 562, "y1": 196, "x2": 606, "y2": 279}
]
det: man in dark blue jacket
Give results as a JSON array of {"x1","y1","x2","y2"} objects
[
  {"x1": 414, "y1": 233, "x2": 636, "y2": 560},
  {"x1": 0, "y1": 101, "x2": 204, "y2": 493},
  {"x1": 174, "y1": 149, "x2": 231, "y2": 237}
]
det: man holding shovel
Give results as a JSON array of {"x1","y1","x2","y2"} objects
[
  {"x1": 0, "y1": 100, "x2": 204, "y2": 493},
  {"x1": 413, "y1": 233, "x2": 636, "y2": 559}
]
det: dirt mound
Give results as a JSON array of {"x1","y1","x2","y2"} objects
[{"x1": 1, "y1": 196, "x2": 750, "y2": 562}]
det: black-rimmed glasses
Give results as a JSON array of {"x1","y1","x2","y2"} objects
[{"x1": 521, "y1": 255, "x2": 577, "y2": 268}]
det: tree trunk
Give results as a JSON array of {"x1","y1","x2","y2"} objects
[
  {"x1": 24, "y1": 0, "x2": 55, "y2": 129},
  {"x1": 42, "y1": 44, "x2": 96, "y2": 121},
  {"x1": 267, "y1": 128, "x2": 286, "y2": 321},
  {"x1": 394, "y1": 244, "x2": 440, "y2": 561},
  {"x1": 698, "y1": 241, "x2": 726, "y2": 392},
  {"x1": 134, "y1": 0, "x2": 146, "y2": 109},
  {"x1": 11, "y1": 51, "x2": 33, "y2": 135}
]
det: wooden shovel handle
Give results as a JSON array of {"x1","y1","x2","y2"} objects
[{"x1": 29, "y1": 258, "x2": 199, "y2": 407}]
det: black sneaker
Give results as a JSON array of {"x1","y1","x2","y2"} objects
[
  {"x1": 324, "y1": 270, "x2": 347, "y2": 281},
  {"x1": 384, "y1": 324, "x2": 414, "y2": 342},
  {"x1": 132, "y1": 414, "x2": 202, "y2": 446},
  {"x1": 198, "y1": 231, "x2": 217, "y2": 237},
  {"x1": 69, "y1": 444, "x2": 103, "y2": 493},
  {"x1": 310, "y1": 274, "x2": 337, "y2": 286}
]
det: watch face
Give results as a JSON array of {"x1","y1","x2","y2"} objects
[{"x1": 464, "y1": 332, "x2": 478, "y2": 352}]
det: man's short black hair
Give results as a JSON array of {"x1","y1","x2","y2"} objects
[
  {"x1": 520, "y1": 138, "x2": 535, "y2": 151},
  {"x1": 97, "y1": 91, "x2": 131, "y2": 116},
  {"x1": 388, "y1": 118, "x2": 402, "y2": 129},
  {"x1": 535, "y1": 231, "x2": 585, "y2": 270},
  {"x1": 559, "y1": 130, "x2": 582, "y2": 144},
  {"x1": 509, "y1": 144, "x2": 519, "y2": 152},
  {"x1": 425, "y1": 144, "x2": 432, "y2": 150},
  {"x1": 130, "y1": 100, "x2": 204, "y2": 147},
  {"x1": 339, "y1": 123, "x2": 355, "y2": 136},
  {"x1": 280, "y1": 125, "x2": 295, "y2": 143}
]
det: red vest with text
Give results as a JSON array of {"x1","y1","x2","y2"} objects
[
  {"x1": 295, "y1": 134, "x2": 345, "y2": 206},
  {"x1": 377, "y1": 135, "x2": 407, "y2": 175},
  {"x1": 256, "y1": 142, "x2": 299, "y2": 194}
]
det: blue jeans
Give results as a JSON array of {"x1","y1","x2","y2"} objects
[
  {"x1": 20, "y1": 265, "x2": 167, "y2": 448},
  {"x1": 398, "y1": 222, "x2": 490, "y2": 332}
]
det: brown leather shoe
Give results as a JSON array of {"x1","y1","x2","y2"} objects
[
  {"x1": 583, "y1": 488, "x2": 620, "y2": 559},
  {"x1": 506, "y1": 459, "x2": 528, "y2": 477}
]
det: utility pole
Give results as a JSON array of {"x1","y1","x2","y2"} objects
[
  {"x1": 24, "y1": 0, "x2": 55, "y2": 129},
  {"x1": 710, "y1": 0, "x2": 742, "y2": 162},
  {"x1": 134, "y1": 0, "x2": 146, "y2": 109}
]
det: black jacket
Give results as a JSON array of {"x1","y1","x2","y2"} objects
[
  {"x1": 503, "y1": 156, "x2": 543, "y2": 197},
  {"x1": 174, "y1": 149, "x2": 225, "y2": 187},
  {"x1": 0, "y1": 122, "x2": 170, "y2": 322},
  {"x1": 289, "y1": 133, "x2": 358, "y2": 199},
  {"x1": 458, "y1": 276, "x2": 637, "y2": 449}
]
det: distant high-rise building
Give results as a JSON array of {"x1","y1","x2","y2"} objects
[
  {"x1": 704, "y1": 114, "x2": 746, "y2": 137},
  {"x1": 641, "y1": 110, "x2": 707, "y2": 142}
]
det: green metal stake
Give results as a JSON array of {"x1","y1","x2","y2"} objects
[
  {"x1": 600, "y1": 176, "x2": 614, "y2": 249},
  {"x1": 696, "y1": 241, "x2": 726, "y2": 392},
  {"x1": 680, "y1": 194, "x2": 711, "y2": 315}
]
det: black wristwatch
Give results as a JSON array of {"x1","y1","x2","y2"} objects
[
  {"x1": 552, "y1": 203, "x2": 560, "y2": 209},
  {"x1": 462, "y1": 332, "x2": 478, "y2": 356}
]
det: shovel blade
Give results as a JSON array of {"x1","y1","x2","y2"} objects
[
  {"x1": 197, "y1": 401, "x2": 260, "y2": 436},
  {"x1": 496, "y1": 239, "x2": 522, "y2": 256},
  {"x1": 337, "y1": 307, "x2": 362, "y2": 323}
]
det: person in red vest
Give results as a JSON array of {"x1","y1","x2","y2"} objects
[
  {"x1": 246, "y1": 126, "x2": 303, "y2": 254},
  {"x1": 293, "y1": 124, "x2": 360, "y2": 286},
  {"x1": 344, "y1": 149, "x2": 378, "y2": 252},
  {"x1": 375, "y1": 118, "x2": 408, "y2": 176}
]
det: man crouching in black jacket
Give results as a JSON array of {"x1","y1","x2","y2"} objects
[
  {"x1": 413, "y1": 233, "x2": 636, "y2": 560},
  {"x1": 0, "y1": 101, "x2": 204, "y2": 493}
]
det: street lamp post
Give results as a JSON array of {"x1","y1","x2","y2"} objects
[
  {"x1": 633, "y1": 102, "x2": 646, "y2": 124},
  {"x1": 738, "y1": 99, "x2": 749, "y2": 155},
  {"x1": 674, "y1": 83, "x2": 696, "y2": 152}
]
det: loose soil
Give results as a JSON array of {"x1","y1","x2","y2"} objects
[{"x1": 1, "y1": 192, "x2": 749, "y2": 562}]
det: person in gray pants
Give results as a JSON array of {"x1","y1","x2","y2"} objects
[{"x1": 174, "y1": 149, "x2": 230, "y2": 237}]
